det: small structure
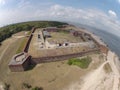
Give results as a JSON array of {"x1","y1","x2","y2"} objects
[
  {"x1": 38, "y1": 34, "x2": 41, "y2": 42},
  {"x1": 8, "y1": 52, "x2": 31, "y2": 72},
  {"x1": 43, "y1": 31, "x2": 51, "y2": 38},
  {"x1": 64, "y1": 42, "x2": 69, "y2": 46},
  {"x1": 38, "y1": 34, "x2": 41, "y2": 39},
  {"x1": 70, "y1": 30, "x2": 79, "y2": 36},
  {"x1": 45, "y1": 40, "x2": 58, "y2": 49},
  {"x1": 99, "y1": 45, "x2": 108, "y2": 54}
]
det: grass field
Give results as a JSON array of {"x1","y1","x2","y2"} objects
[
  {"x1": 13, "y1": 31, "x2": 27, "y2": 36},
  {"x1": 0, "y1": 38, "x2": 13, "y2": 56},
  {"x1": 48, "y1": 31, "x2": 83, "y2": 43},
  {"x1": 16, "y1": 37, "x2": 28, "y2": 54},
  {"x1": 0, "y1": 36, "x2": 104, "y2": 90},
  {"x1": 68, "y1": 56, "x2": 92, "y2": 69},
  {"x1": 28, "y1": 28, "x2": 91, "y2": 57}
]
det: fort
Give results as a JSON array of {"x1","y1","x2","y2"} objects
[{"x1": 8, "y1": 26, "x2": 108, "y2": 72}]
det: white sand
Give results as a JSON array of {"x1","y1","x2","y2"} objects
[
  {"x1": 107, "y1": 51, "x2": 120, "y2": 90},
  {"x1": 0, "y1": 85, "x2": 4, "y2": 90},
  {"x1": 64, "y1": 50, "x2": 120, "y2": 90},
  {"x1": 0, "y1": 82, "x2": 4, "y2": 90}
]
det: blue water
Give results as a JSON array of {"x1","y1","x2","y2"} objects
[{"x1": 75, "y1": 24, "x2": 120, "y2": 57}]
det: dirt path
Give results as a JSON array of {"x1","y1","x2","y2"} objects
[
  {"x1": 0, "y1": 39, "x2": 13, "y2": 62},
  {"x1": 0, "y1": 38, "x2": 18, "y2": 62},
  {"x1": 0, "y1": 38, "x2": 16, "y2": 90}
]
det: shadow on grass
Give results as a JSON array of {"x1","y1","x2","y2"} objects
[
  {"x1": 26, "y1": 64, "x2": 36, "y2": 71},
  {"x1": 32, "y1": 87, "x2": 44, "y2": 90},
  {"x1": 38, "y1": 87, "x2": 44, "y2": 90}
]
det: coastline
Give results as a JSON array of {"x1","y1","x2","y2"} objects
[
  {"x1": 63, "y1": 26, "x2": 120, "y2": 90},
  {"x1": 0, "y1": 25, "x2": 120, "y2": 90}
]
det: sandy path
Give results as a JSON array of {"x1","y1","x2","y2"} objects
[
  {"x1": 0, "y1": 38, "x2": 15, "y2": 90},
  {"x1": 0, "y1": 38, "x2": 19, "y2": 62},
  {"x1": 0, "y1": 39, "x2": 13, "y2": 62},
  {"x1": 64, "y1": 61, "x2": 109, "y2": 90},
  {"x1": 64, "y1": 50, "x2": 120, "y2": 90},
  {"x1": 0, "y1": 85, "x2": 4, "y2": 90},
  {"x1": 107, "y1": 51, "x2": 120, "y2": 90}
]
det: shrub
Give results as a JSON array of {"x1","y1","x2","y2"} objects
[
  {"x1": 22, "y1": 83, "x2": 31, "y2": 89},
  {"x1": 67, "y1": 56, "x2": 92, "y2": 69},
  {"x1": 4, "y1": 83, "x2": 10, "y2": 90},
  {"x1": 32, "y1": 87, "x2": 43, "y2": 90}
]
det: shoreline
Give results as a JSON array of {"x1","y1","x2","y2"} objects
[
  {"x1": 0, "y1": 25, "x2": 120, "y2": 90},
  {"x1": 63, "y1": 26, "x2": 120, "y2": 90},
  {"x1": 77, "y1": 25, "x2": 120, "y2": 73},
  {"x1": 76, "y1": 25, "x2": 120, "y2": 58}
]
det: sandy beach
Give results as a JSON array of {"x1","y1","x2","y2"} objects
[
  {"x1": 63, "y1": 27, "x2": 120, "y2": 90},
  {"x1": 0, "y1": 32, "x2": 104, "y2": 90},
  {"x1": 0, "y1": 26, "x2": 120, "y2": 90}
]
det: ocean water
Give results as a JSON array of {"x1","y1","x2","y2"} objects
[{"x1": 76, "y1": 24, "x2": 120, "y2": 57}]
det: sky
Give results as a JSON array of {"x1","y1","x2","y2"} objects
[{"x1": 0, "y1": 0, "x2": 120, "y2": 36}]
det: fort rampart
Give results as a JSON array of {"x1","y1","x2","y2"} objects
[
  {"x1": 8, "y1": 27, "x2": 108, "y2": 72},
  {"x1": 24, "y1": 27, "x2": 36, "y2": 52},
  {"x1": 31, "y1": 49, "x2": 99, "y2": 64}
]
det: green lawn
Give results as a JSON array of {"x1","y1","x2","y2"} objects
[
  {"x1": 58, "y1": 30, "x2": 70, "y2": 34},
  {"x1": 68, "y1": 56, "x2": 92, "y2": 69},
  {"x1": 27, "y1": 31, "x2": 31, "y2": 36},
  {"x1": 16, "y1": 37, "x2": 28, "y2": 54}
]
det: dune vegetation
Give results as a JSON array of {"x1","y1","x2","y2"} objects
[{"x1": 68, "y1": 56, "x2": 92, "y2": 69}]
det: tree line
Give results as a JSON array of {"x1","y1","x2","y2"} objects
[{"x1": 0, "y1": 21, "x2": 68, "y2": 43}]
